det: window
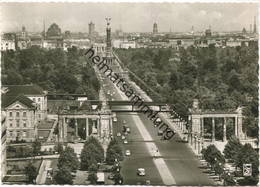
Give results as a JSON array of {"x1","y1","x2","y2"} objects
[
  {"x1": 23, "y1": 122, "x2": 26, "y2": 127},
  {"x1": 9, "y1": 131, "x2": 13, "y2": 137},
  {"x1": 9, "y1": 112, "x2": 12, "y2": 117},
  {"x1": 33, "y1": 98, "x2": 36, "y2": 102},
  {"x1": 38, "y1": 98, "x2": 41, "y2": 102},
  {"x1": 9, "y1": 123, "x2": 13, "y2": 128},
  {"x1": 23, "y1": 131, "x2": 26, "y2": 137},
  {"x1": 23, "y1": 112, "x2": 26, "y2": 117},
  {"x1": 38, "y1": 114, "x2": 41, "y2": 119},
  {"x1": 16, "y1": 112, "x2": 19, "y2": 117}
]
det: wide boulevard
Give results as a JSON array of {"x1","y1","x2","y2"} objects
[{"x1": 101, "y1": 75, "x2": 214, "y2": 185}]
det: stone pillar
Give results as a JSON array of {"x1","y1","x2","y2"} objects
[
  {"x1": 63, "y1": 117, "x2": 67, "y2": 142},
  {"x1": 198, "y1": 138, "x2": 201, "y2": 155},
  {"x1": 86, "y1": 118, "x2": 89, "y2": 138},
  {"x1": 109, "y1": 116, "x2": 113, "y2": 136},
  {"x1": 212, "y1": 118, "x2": 215, "y2": 142},
  {"x1": 97, "y1": 118, "x2": 101, "y2": 137},
  {"x1": 75, "y1": 119, "x2": 78, "y2": 137},
  {"x1": 223, "y1": 118, "x2": 227, "y2": 142},
  {"x1": 201, "y1": 117, "x2": 204, "y2": 138},
  {"x1": 194, "y1": 136, "x2": 197, "y2": 150},
  {"x1": 237, "y1": 115, "x2": 243, "y2": 139},
  {"x1": 234, "y1": 117, "x2": 238, "y2": 137}
]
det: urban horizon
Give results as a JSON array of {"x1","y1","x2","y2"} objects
[{"x1": 0, "y1": 2, "x2": 258, "y2": 33}]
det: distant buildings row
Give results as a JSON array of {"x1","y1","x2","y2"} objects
[{"x1": 1, "y1": 20, "x2": 258, "y2": 51}]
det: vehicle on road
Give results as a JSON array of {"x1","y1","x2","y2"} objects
[
  {"x1": 137, "y1": 168, "x2": 146, "y2": 176},
  {"x1": 126, "y1": 127, "x2": 130, "y2": 133},
  {"x1": 121, "y1": 135, "x2": 126, "y2": 140},
  {"x1": 146, "y1": 180, "x2": 151, "y2": 185},
  {"x1": 158, "y1": 130, "x2": 163, "y2": 136},
  {"x1": 125, "y1": 150, "x2": 131, "y2": 156},
  {"x1": 123, "y1": 139, "x2": 128, "y2": 144},
  {"x1": 117, "y1": 132, "x2": 121, "y2": 137},
  {"x1": 113, "y1": 117, "x2": 118, "y2": 122},
  {"x1": 108, "y1": 173, "x2": 114, "y2": 180}
]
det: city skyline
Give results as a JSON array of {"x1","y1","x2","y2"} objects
[{"x1": 0, "y1": 2, "x2": 258, "y2": 33}]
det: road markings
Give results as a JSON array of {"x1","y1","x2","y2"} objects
[{"x1": 111, "y1": 81, "x2": 176, "y2": 185}]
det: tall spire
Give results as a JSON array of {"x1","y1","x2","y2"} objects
[{"x1": 42, "y1": 19, "x2": 46, "y2": 39}]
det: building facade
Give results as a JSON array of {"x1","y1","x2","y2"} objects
[
  {"x1": 153, "y1": 23, "x2": 158, "y2": 34},
  {"x1": 1, "y1": 111, "x2": 7, "y2": 180},
  {"x1": 2, "y1": 95, "x2": 37, "y2": 142}
]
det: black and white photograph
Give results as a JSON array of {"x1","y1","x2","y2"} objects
[{"x1": 0, "y1": 0, "x2": 259, "y2": 186}]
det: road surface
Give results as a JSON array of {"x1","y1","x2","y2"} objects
[{"x1": 101, "y1": 74, "x2": 214, "y2": 185}]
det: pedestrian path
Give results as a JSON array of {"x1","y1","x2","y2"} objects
[{"x1": 37, "y1": 160, "x2": 51, "y2": 184}]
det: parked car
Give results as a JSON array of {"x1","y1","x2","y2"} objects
[
  {"x1": 117, "y1": 132, "x2": 121, "y2": 137},
  {"x1": 121, "y1": 135, "x2": 126, "y2": 140},
  {"x1": 126, "y1": 127, "x2": 131, "y2": 133},
  {"x1": 137, "y1": 168, "x2": 146, "y2": 176},
  {"x1": 158, "y1": 130, "x2": 163, "y2": 136},
  {"x1": 108, "y1": 173, "x2": 114, "y2": 180},
  {"x1": 123, "y1": 139, "x2": 128, "y2": 144},
  {"x1": 125, "y1": 150, "x2": 131, "y2": 156}
]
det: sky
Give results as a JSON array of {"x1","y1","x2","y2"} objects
[{"x1": 0, "y1": 2, "x2": 258, "y2": 33}]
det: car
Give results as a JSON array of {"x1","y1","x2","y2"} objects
[
  {"x1": 113, "y1": 117, "x2": 118, "y2": 122},
  {"x1": 126, "y1": 127, "x2": 130, "y2": 133},
  {"x1": 123, "y1": 139, "x2": 128, "y2": 144},
  {"x1": 146, "y1": 180, "x2": 151, "y2": 185},
  {"x1": 158, "y1": 130, "x2": 163, "y2": 136},
  {"x1": 137, "y1": 168, "x2": 146, "y2": 176},
  {"x1": 108, "y1": 173, "x2": 114, "y2": 180},
  {"x1": 125, "y1": 150, "x2": 131, "y2": 156},
  {"x1": 117, "y1": 132, "x2": 121, "y2": 137},
  {"x1": 121, "y1": 135, "x2": 126, "y2": 140}
]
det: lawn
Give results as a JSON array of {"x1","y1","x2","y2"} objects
[{"x1": 7, "y1": 159, "x2": 42, "y2": 175}]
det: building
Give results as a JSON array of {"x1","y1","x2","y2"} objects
[
  {"x1": 2, "y1": 85, "x2": 48, "y2": 121},
  {"x1": 1, "y1": 33, "x2": 17, "y2": 51},
  {"x1": 112, "y1": 39, "x2": 136, "y2": 49},
  {"x1": 205, "y1": 29, "x2": 212, "y2": 37},
  {"x1": 153, "y1": 22, "x2": 158, "y2": 34},
  {"x1": 0, "y1": 39, "x2": 16, "y2": 51},
  {"x1": 1, "y1": 111, "x2": 7, "y2": 180},
  {"x1": 88, "y1": 21, "x2": 95, "y2": 37},
  {"x1": 253, "y1": 16, "x2": 257, "y2": 34},
  {"x1": 2, "y1": 94, "x2": 37, "y2": 142}
]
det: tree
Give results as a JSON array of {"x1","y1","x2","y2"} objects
[
  {"x1": 32, "y1": 140, "x2": 41, "y2": 156},
  {"x1": 25, "y1": 162, "x2": 37, "y2": 184},
  {"x1": 223, "y1": 136, "x2": 242, "y2": 162},
  {"x1": 57, "y1": 146, "x2": 79, "y2": 171},
  {"x1": 87, "y1": 172, "x2": 97, "y2": 184},
  {"x1": 201, "y1": 145, "x2": 225, "y2": 168},
  {"x1": 88, "y1": 163, "x2": 98, "y2": 172},
  {"x1": 54, "y1": 166, "x2": 73, "y2": 184},
  {"x1": 235, "y1": 144, "x2": 259, "y2": 177},
  {"x1": 54, "y1": 143, "x2": 63, "y2": 153},
  {"x1": 106, "y1": 139, "x2": 123, "y2": 165},
  {"x1": 114, "y1": 172, "x2": 123, "y2": 184},
  {"x1": 80, "y1": 143, "x2": 102, "y2": 170}
]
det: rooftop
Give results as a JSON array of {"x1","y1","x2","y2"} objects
[
  {"x1": 2, "y1": 84, "x2": 45, "y2": 96},
  {"x1": 2, "y1": 94, "x2": 35, "y2": 109}
]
